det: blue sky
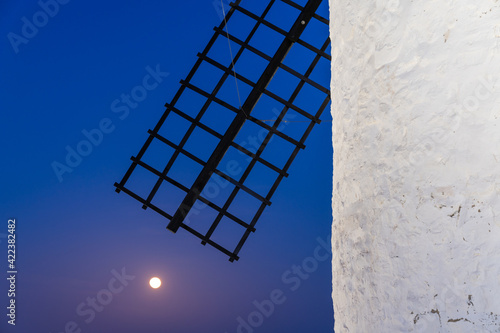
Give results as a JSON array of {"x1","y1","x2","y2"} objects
[{"x1": 0, "y1": 1, "x2": 333, "y2": 332}]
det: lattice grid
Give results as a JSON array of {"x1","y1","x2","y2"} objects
[{"x1": 115, "y1": 0, "x2": 331, "y2": 261}]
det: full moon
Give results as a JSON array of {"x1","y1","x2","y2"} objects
[{"x1": 149, "y1": 277, "x2": 161, "y2": 289}]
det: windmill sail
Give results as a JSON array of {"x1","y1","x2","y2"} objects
[{"x1": 115, "y1": 0, "x2": 331, "y2": 261}]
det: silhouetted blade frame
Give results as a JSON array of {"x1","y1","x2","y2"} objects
[{"x1": 114, "y1": 0, "x2": 331, "y2": 261}]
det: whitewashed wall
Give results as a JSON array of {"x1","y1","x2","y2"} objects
[{"x1": 330, "y1": 1, "x2": 500, "y2": 332}]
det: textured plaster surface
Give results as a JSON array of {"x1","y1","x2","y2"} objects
[{"x1": 330, "y1": 1, "x2": 500, "y2": 332}]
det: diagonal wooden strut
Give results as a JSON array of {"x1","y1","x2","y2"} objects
[{"x1": 166, "y1": 0, "x2": 323, "y2": 233}]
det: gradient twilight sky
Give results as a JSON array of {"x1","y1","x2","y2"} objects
[{"x1": 0, "y1": 1, "x2": 333, "y2": 332}]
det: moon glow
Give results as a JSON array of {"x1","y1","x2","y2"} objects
[{"x1": 149, "y1": 277, "x2": 162, "y2": 289}]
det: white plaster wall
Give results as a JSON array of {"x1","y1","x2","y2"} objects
[{"x1": 330, "y1": 1, "x2": 500, "y2": 332}]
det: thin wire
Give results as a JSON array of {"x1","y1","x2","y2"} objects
[
  {"x1": 219, "y1": 2, "x2": 331, "y2": 124},
  {"x1": 221, "y1": 0, "x2": 247, "y2": 117}
]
